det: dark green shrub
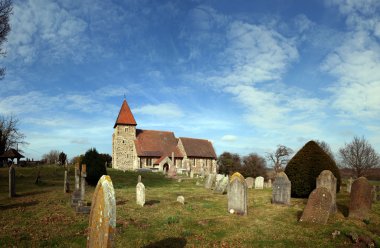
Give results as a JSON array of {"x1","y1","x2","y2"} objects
[
  {"x1": 82, "y1": 148, "x2": 107, "y2": 186},
  {"x1": 284, "y1": 140, "x2": 341, "y2": 198}
]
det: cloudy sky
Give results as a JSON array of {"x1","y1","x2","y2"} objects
[{"x1": 1, "y1": 0, "x2": 380, "y2": 162}]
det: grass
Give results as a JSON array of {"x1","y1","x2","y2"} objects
[{"x1": 0, "y1": 166, "x2": 379, "y2": 247}]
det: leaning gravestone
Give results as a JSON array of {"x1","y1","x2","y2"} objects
[
  {"x1": 204, "y1": 174, "x2": 216, "y2": 189},
  {"x1": 245, "y1": 177, "x2": 254, "y2": 189},
  {"x1": 347, "y1": 177, "x2": 353, "y2": 193},
  {"x1": 349, "y1": 177, "x2": 372, "y2": 220},
  {"x1": 255, "y1": 176, "x2": 264, "y2": 189},
  {"x1": 167, "y1": 166, "x2": 177, "y2": 178},
  {"x1": 87, "y1": 175, "x2": 116, "y2": 248},
  {"x1": 316, "y1": 170, "x2": 337, "y2": 214},
  {"x1": 267, "y1": 179, "x2": 272, "y2": 188},
  {"x1": 299, "y1": 187, "x2": 332, "y2": 224},
  {"x1": 9, "y1": 164, "x2": 16, "y2": 198},
  {"x1": 136, "y1": 182, "x2": 145, "y2": 207},
  {"x1": 77, "y1": 164, "x2": 90, "y2": 214},
  {"x1": 214, "y1": 175, "x2": 229, "y2": 194},
  {"x1": 228, "y1": 172, "x2": 247, "y2": 215},
  {"x1": 272, "y1": 172, "x2": 291, "y2": 205}
]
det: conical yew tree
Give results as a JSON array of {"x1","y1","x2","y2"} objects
[{"x1": 284, "y1": 140, "x2": 341, "y2": 198}]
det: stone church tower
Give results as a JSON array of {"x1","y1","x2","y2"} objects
[{"x1": 112, "y1": 100, "x2": 138, "y2": 171}]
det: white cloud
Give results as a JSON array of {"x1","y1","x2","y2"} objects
[
  {"x1": 221, "y1": 135, "x2": 237, "y2": 142},
  {"x1": 294, "y1": 14, "x2": 314, "y2": 33},
  {"x1": 133, "y1": 103, "x2": 184, "y2": 118}
]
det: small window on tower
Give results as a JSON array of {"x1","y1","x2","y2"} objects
[{"x1": 125, "y1": 127, "x2": 128, "y2": 132}]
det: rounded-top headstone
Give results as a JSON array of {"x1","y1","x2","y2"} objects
[
  {"x1": 87, "y1": 175, "x2": 116, "y2": 248},
  {"x1": 349, "y1": 177, "x2": 372, "y2": 220},
  {"x1": 316, "y1": 170, "x2": 337, "y2": 214},
  {"x1": 299, "y1": 187, "x2": 332, "y2": 224},
  {"x1": 230, "y1": 172, "x2": 245, "y2": 183},
  {"x1": 255, "y1": 176, "x2": 264, "y2": 189},
  {"x1": 272, "y1": 172, "x2": 291, "y2": 205},
  {"x1": 228, "y1": 172, "x2": 248, "y2": 215},
  {"x1": 245, "y1": 177, "x2": 254, "y2": 189}
]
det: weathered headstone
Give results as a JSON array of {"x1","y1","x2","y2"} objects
[
  {"x1": 268, "y1": 179, "x2": 272, "y2": 188},
  {"x1": 87, "y1": 175, "x2": 116, "y2": 248},
  {"x1": 214, "y1": 174, "x2": 224, "y2": 188},
  {"x1": 372, "y1": 186, "x2": 377, "y2": 203},
  {"x1": 77, "y1": 164, "x2": 90, "y2": 214},
  {"x1": 204, "y1": 174, "x2": 216, "y2": 189},
  {"x1": 376, "y1": 186, "x2": 380, "y2": 201},
  {"x1": 316, "y1": 170, "x2": 337, "y2": 214},
  {"x1": 228, "y1": 172, "x2": 247, "y2": 215},
  {"x1": 349, "y1": 177, "x2": 372, "y2": 220},
  {"x1": 167, "y1": 166, "x2": 177, "y2": 178},
  {"x1": 299, "y1": 187, "x2": 332, "y2": 224},
  {"x1": 190, "y1": 170, "x2": 194, "y2": 179},
  {"x1": 245, "y1": 177, "x2": 254, "y2": 189},
  {"x1": 214, "y1": 175, "x2": 229, "y2": 194},
  {"x1": 71, "y1": 163, "x2": 81, "y2": 207},
  {"x1": 138, "y1": 175, "x2": 141, "y2": 183},
  {"x1": 9, "y1": 165, "x2": 16, "y2": 198},
  {"x1": 272, "y1": 172, "x2": 291, "y2": 205},
  {"x1": 347, "y1": 177, "x2": 353, "y2": 193},
  {"x1": 255, "y1": 176, "x2": 264, "y2": 189},
  {"x1": 136, "y1": 182, "x2": 145, "y2": 207},
  {"x1": 200, "y1": 167, "x2": 205, "y2": 178},
  {"x1": 64, "y1": 170, "x2": 70, "y2": 193},
  {"x1": 177, "y1": 195, "x2": 185, "y2": 204}
]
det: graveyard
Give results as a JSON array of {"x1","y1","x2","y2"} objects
[{"x1": 0, "y1": 165, "x2": 379, "y2": 247}]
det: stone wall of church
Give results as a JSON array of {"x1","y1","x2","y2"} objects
[{"x1": 112, "y1": 125, "x2": 137, "y2": 171}]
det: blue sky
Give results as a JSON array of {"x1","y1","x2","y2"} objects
[{"x1": 1, "y1": 0, "x2": 380, "y2": 162}]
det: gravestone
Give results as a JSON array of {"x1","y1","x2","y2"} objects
[
  {"x1": 200, "y1": 167, "x2": 205, "y2": 178},
  {"x1": 87, "y1": 175, "x2": 116, "y2": 248},
  {"x1": 272, "y1": 172, "x2": 291, "y2": 205},
  {"x1": 177, "y1": 195, "x2": 185, "y2": 204},
  {"x1": 316, "y1": 170, "x2": 337, "y2": 214},
  {"x1": 190, "y1": 170, "x2": 194, "y2": 178},
  {"x1": 268, "y1": 179, "x2": 272, "y2": 188},
  {"x1": 245, "y1": 177, "x2": 254, "y2": 189},
  {"x1": 347, "y1": 177, "x2": 353, "y2": 193},
  {"x1": 138, "y1": 175, "x2": 141, "y2": 183},
  {"x1": 376, "y1": 186, "x2": 380, "y2": 201},
  {"x1": 372, "y1": 186, "x2": 377, "y2": 203},
  {"x1": 64, "y1": 170, "x2": 70, "y2": 193},
  {"x1": 136, "y1": 182, "x2": 145, "y2": 207},
  {"x1": 255, "y1": 176, "x2": 264, "y2": 189},
  {"x1": 214, "y1": 175, "x2": 229, "y2": 194},
  {"x1": 349, "y1": 177, "x2": 372, "y2": 220},
  {"x1": 228, "y1": 172, "x2": 247, "y2": 215},
  {"x1": 299, "y1": 187, "x2": 332, "y2": 224},
  {"x1": 77, "y1": 164, "x2": 90, "y2": 214},
  {"x1": 71, "y1": 163, "x2": 81, "y2": 206},
  {"x1": 214, "y1": 174, "x2": 224, "y2": 189},
  {"x1": 9, "y1": 165, "x2": 16, "y2": 198},
  {"x1": 204, "y1": 174, "x2": 216, "y2": 189},
  {"x1": 167, "y1": 166, "x2": 177, "y2": 178}
]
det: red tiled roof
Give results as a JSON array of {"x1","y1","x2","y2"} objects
[
  {"x1": 180, "y1": 137, "x2": 217, "y2": 159},
  {"x1": 0, "y1": 149, "x2": 24, "y2": 158},
  {"x1": 114, "y1": 100, "x2": 137, "y2": 128},
  {"x1": 134, "y1": 129, "x2": 183, "y2": 158}
]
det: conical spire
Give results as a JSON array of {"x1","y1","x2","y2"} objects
[{"x1": 114, "y1": 99, "x2": 137, "y2": 128}]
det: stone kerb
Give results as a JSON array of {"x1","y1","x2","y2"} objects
[
  {"x1": 272, "y1": 172, "x2": 291, "y2": 205},
  {"x1": 136, "y1": 182, "x2": 146, "y2": 207},
  {"x1": 255, "y1": 176, "x2": 264, "y2": 189},
  {"x1": 316, "y1": 170, "x2": 337, "y2": 214},
  {"x1": 228, "y1": 172, "x2": 247, "y2": 215},
  {"x1": 245, "y1": 177, "x2": 254, "y2": 189},
  {"x1": 349, "y1": 177, "x2": 372, "y2": 220},
  {"x1": 299, "y1": 187, "x2": 332, "y2": 224},
  {"x1": 87, "y1": 175, "x2": 116, "y2": 248}
]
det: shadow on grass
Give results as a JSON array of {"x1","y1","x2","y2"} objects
[
  {"x1": 143, "y1": 237, "x2": 187, "y2": 248},
  {"x1": 0, "y1": 200, "x2": 39, "y2": 210},
  {"x1": 337, "y1": 203, "x2": 349, "y2": 217},
  {"x1": 145, "y1": 200, "x2": 160, "y2": 206},
  {"x1": 21, "y1": 190, "x2": 49, "y2": 197},
  {"x1": 116, "y1": 200, "x2": 128, "y2": 205},
  {"x1": 296, "y1": 210, "x2": 303, "y2": 221}
]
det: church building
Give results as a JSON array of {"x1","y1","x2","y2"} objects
[{"x1": 112, "y1": 99, "x2": 217, "y2": 174}]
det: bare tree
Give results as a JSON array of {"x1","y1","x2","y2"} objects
[
  {"x1": 0, "y1": 0, "x2": 12, "y2": 78},
  {"x1": 0, "y1": 115, "x2": 26, "y2": 155},
  {"x1": 315, "y1": 140, "x2": 335, "y2": 161},
  {"x1": 339, "y1": 136, "x2": 380, "y2": 177},
  {"x1": 266, "y1": 145, "x2": 293, "y2": 173},
  {"x1": 42, "y1": 150, "x2": 60, "y2": 164}
]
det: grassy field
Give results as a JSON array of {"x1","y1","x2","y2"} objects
[{"x1": 0, "y1": 166, "x2": 379, "y2": 247}]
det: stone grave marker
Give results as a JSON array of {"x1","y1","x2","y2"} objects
[
  {"x1": 71, "y1": 163, "x2": 81, "y2": 206},
  {"x1": 255, "y1": 176, "x2": 264, "y2": 189},
  {"x1": 376, "y1": 186, "x2": 380, "y2": 201},
  {"x1": 272, "y1": 172, "x2": 291, "y2": 205},
  {"x1": 268, "y1": 179, "x2": 272, "y2": 188},
  {"x1": 9, "y1": 164, "x2": 16, "y2": 198},
  {"x1": 204, "y1": 174, "x2": 216, "y2": 189},
  {"x1": 177, "y1": 195, "x2": 185, "y2": 204},
  {"x1": 245, "y1": 177, "x2": 254, "y2": 189},
  {"x1": 347, "y1": 177, "x2": 353, "y2": 193},
  {"x1": 167, "y1": 166, "x2": 177, "y2": 178},
  {"x1": 316, "y1": 170, "x2": 337, "y2": 214},
  {"x1": 349, "y1": 177, "x2": 372, "y2": 220},
  {"x1": 228, "y1": 172, "x2": 247, "y2": 215},
  {"x1": 200, "y1": 167, "x2": 205, "y2": 178},
  {"x1": 214, "y1": 175, "x2": 229, "y2": 194},
  {"x1": 136, "y1": 182, "x2": 145, "y2": 207},
  {"x1": 77, "y1": 164, "x2": 90, "y2": 214},
  {"x1": 372, "y1": 186, "x2": 377, "y2": 203},
  {"x1": 299, "y1": 187, "x2": 332, "y2": 224},
  {"x1": 214, "y1": 174, "x2": 224, "y2": 189},
  {"x1": 138, "y1": 175, "x2": 141, "y2": 183},
  {"x1": 87, "y1": 175, "x2": 116, "y2": 248},
  {"x1": 64, "y1": 170, "x2": 70, "y2": 193},
  {"x1": 190, "y1": 170, "x2": 194, "y2": 178}
]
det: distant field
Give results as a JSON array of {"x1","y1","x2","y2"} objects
[{"x1": 0, "y1": 166, "x2": 379, "y2": 247}]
